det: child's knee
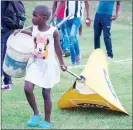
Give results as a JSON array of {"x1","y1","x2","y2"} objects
[
  {"x1": 42, "y1": 88, "x2": 51, "y2": 101},
  {"x1": 24, "y1": 86, "x2": 33, "y2": 95},
  {"x1": 24, "y1": 82, "x2": 34, "y2": 95}
]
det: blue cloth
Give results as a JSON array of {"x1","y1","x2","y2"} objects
[
  {"x1": 66, "y1": 17, "x2": 81, "y2": 64},
  {"x1": 1, "y1": 31, "x2": 13, "y2": 84},
  {"x1": 56, "y1": 18, "x2": 69, "y2": 53},
  {"x1": 1, "y1": 1, "x2": 14, "y2": 84},
  {"x1": 94, "y1": 13, "x2": 113, "y2": 58},
  {"x1": 97, "y1": 1, "x2": 115, "y2": 15},
  {"x1": 1, "y1": 1, "x2": 12, "y2": 32}
]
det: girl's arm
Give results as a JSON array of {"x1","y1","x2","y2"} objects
[
  {"x1": 84, "y1": 0, "x2": 92, "y2": 27},
  {"x1": 50, "y1": 1, "x2": 58, "y2": 23},
  {"x1": 52, "y1": 0, "x2": 65, "y2": 22},
  {"x1": 53, "y1": 28, "x2": 67, "y2": 71},
  {"x1": 14, "y1": 26, "x2": 33, "y2": 36},
  {"x1": 19, "y1": 30, "x2": 32, "y2": 36}
]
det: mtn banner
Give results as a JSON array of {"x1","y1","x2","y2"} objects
[{"x1": 58, "y1": 49, "x2": 128, "y2": 114}]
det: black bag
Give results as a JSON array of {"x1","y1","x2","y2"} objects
[{"x1": 4, "y1": 1, "x2": 26, "y2": 29}]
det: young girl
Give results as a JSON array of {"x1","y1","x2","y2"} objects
[{"x1": 15, "y1": 5, "x2": 67, "y2": 128}]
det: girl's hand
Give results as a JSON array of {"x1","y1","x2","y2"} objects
[
  {"x1": 85, "y1": 18, "x2": 92, "y2": 28},
  {"x1": 60, "y1": 64, "x2": 67, "y2": 72},
  {"x1": 14, "y1": 29, "x2": 21, "y2": 36}
]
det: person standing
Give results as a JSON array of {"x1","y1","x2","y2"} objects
[
  {"x1": 53, "y1": 0, "x2": 91, "y2": 65},
  {"x1": 1, "y1": 1, "x2": 14, "y2": 90},
  {"x1": 51, "y1": 0, "x2": 70, "y2": 57},
  {"x1": 94, "y1": 1, "x2": 120, "y2": 59},
  {"x1": 1, "y1": 0, "x2": 26, "y2": 90},
  {"x1": 14, "y1": 5, "x2": 67, "y2": 128}
]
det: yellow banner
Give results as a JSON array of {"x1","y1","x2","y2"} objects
[{"x1": 58, "y1": 49, "x2": 128, "y2": 114}]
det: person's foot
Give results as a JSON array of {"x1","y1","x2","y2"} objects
[
  {"x1": 38, "y1": 120, "x2": 52, "y2": 129},
  {"x1": 107, "y1": 56, "x2": 113, "y2": 61},
  {"x1": 72, "y1": 60, "x2": 81, "y2": 65},
  {"x1": 27, "y1": 114, "x2": 42, "y2": 127},
  {"x1": 76, "y1": 56, "x2": 81, "y2": 64},
  {"x1": 75, "y1": 60, "x2": 81, "y2": 65},
  {"x1": 72, "y1": 62, "x2": 76, "y2": 65},
  {"x1": 62, "y1": 52, "x2": 65, "y2": 57},
  {"x1": 63, "y1": 50, "x2": 70, "y2": 57},
  {"x1": 1, "y1": 83, "x2": 12, "y2": 90}
]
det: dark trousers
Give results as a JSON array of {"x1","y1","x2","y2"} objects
[
  {"x1": 1, "y1": 30, "x2": 13, "y2": 84},
  {"x1": 94, "y1": 13, "x2": 113, "y2": 58}
]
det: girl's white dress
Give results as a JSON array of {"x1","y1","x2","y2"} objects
[{"x1": 25, "y1": 26, "x2": 60, "y2": 88}]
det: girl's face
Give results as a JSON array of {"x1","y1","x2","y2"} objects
[{"x1": 32, "y1": 11, "x2": 44, "y2": 25}]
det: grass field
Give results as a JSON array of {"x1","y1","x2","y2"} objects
[{"x1": 1, "y1": 1, "x2": 132, "y2": 129}]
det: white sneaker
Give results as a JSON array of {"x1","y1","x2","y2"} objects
[
  {"x1": 107, "y1": 56, "x2": 113, "y2": 61},
  {"x1": 1, "y1": 84, "x2": 12, "y2": 90}
]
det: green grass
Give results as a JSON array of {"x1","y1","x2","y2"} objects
[{"x1": 1, "y1": 1, "x2": 132, "y2": 129}]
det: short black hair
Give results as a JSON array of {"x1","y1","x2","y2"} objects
[{"x1": 34, "y1": 5, "x2": 51, "y2": 20}]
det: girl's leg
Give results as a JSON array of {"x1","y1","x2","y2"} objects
[
  {"x1": 56, "y1": 18, "x2": 64, "y2": 52},
  {"x1": 66, "y1": 19, "x2": 76, "y2": 64},
  {"x1": 24, "y1": 80, "x2": 39, "y2": 115},
  {"x1": 74, "y1": 36, "x2": 81, "y2": 63},
  {"x1": 62, "y1": 23, "x2": 70, "y2": 54},
  {"x1": 42, "y1": 88, "x2": 51, "y2": 123},
  {"x1": 71, "y1": 18, "x2": 81, "y2": 64}
]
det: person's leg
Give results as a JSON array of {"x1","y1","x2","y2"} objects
[
  {"x1": 24, "y1": 81, "x2": 39, "y2": 115},
  {"x1": 56, "y1": 18, "x2": 70, "y2": 56},
  {"x1": 56, "y1": 18, "x2": 64, "y2": 53},
  {"x1": 74, "y1": 37, "x2": 80, "y2": 64},
  {"x1": 61, "y1": 23, "x2": 70, "y2": 56},
  {"x1": 1, "y1": 32, "x2": 7, "y2": 76},
  {"x1": 38, "y1": 88, "x2": 52, "y2": 128},
  {"x1": 102, "y1": 14, "x2": 113, "y2": 58},
  {"x1": 70, "y1": 29, "x2": 80, "y2": 63},
  {"x1": 66, "y1": 19, "x2": 75, "y2": 64},
  {"x1": 24, "y1": 80, "x2": 41, "y2": 127},
  {"x1": 42, "y1": 88, "x2": 51, "y2": 123},
  {"x1": 94, "y1": 13, "x2": 102, "y2": 49},
  {"x1": 79, "y1": 23, "x2": 82, "y2": 36},
  {"x1": 3, "y1": 73, "x2": 12, "y2": 85},
  {"x1": 71, "y1": 17, "x2": 81, "y2": 64},
  {"x1": 1, "y1": 31, "x2": 13, "y2": 89}
]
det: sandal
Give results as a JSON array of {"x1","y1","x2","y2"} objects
[
  {"x1": 27, "y1": 114, "x2": 42, "y2": 127},
  {"x1": 38, "y1": 120, "x2": 52, "y2": 129}
]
